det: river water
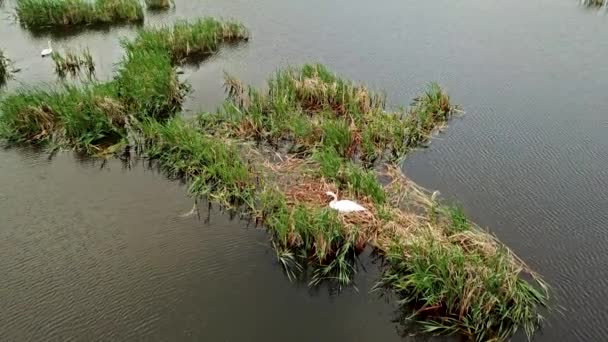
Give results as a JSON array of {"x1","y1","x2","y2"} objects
[{"x1": 1, "y1": 0, "x2": 607, "y2": 341}]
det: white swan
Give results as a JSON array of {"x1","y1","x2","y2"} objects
[
  {"x1": 325, "y1": 191, "x2": 367, "y2": 213},
  {"x1": 41, "y1": 41, "x2": 53, "y2": 57}
]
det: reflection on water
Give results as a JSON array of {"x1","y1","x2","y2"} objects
[{"x1": 1, "y1": 0, "x2": 608, "y2": 341}]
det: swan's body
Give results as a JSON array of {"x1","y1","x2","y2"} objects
[
  {"x1": 325, "y1": 191, "x2": 367, "y2": 213},
  {"x1": 41, "y1": 41, "x2": 53, "y2": 57}
]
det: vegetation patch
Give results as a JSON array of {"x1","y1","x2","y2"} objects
[
  {"x1": 0, "y1": 21, "x2": 547, "y2": 340},
  {"x1": 0, "y1": 50, "x2": 9, "y2": 86},
  {"x1": 0, "y1": 83, "x2": 125, "y2": 151},
  {"x1": 123, "y1": 18, "x2": 249, "y2": 64},
  {"x1": 0, "y1": 19, "x2": 248, "y2": 151},
  {"x1": 16, "y1": 0, "x2": 144, "y2": 28},
  {"x1": 137, "y1": 117, "x2": 256, "y2": 206},
  {"x1": 181, "y1": 65, "x2": 549, "y2": 340},
  {"x1": 215, "y1": 65, "x2": 450, "y2": 165},
  {"x1": 580, "y1": 0, "x2": 607, "y2": 7}
]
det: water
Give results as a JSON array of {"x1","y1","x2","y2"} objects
[
  {"x1": 0, "y1": 150, "x2": 406, "y2": 341},
  {"x1": 1, "y1": 0, "x2": 607, "y2": 340}
]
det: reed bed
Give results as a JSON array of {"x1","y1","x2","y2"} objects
[
  {"x1": 0, "y1": 26, "x2": 547, "y2": 339},
  {"x1": 182, "y1": 65, "x2": 547, "y2": 340},
  {"x1": 16, "y1": 0, "x2": 144, "y2": 28},
  {"x1": 51, "y1": 48, "x2": 96, "y2": 79}
]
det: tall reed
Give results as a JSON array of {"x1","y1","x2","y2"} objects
[{"x1": 51, "y1": 48, "x2": 95, "y2": 79}]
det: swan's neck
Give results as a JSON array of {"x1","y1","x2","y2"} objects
[{"x1": 328, "y1": 194, "x2": 338, "y2": 207}]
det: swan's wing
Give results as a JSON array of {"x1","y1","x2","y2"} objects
[{"x1": 338, "y1": 200, "x2": 367, "y2": 212}]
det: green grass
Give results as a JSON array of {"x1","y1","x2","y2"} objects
[
  {"x1": 0, "y1": 19, "x2": 248, "y2": 151},
  {"x1": 312, "y1": 147, "x2": 386, "y2": 204},
  {"x1": 123, "y1": 18, "x2": 250, "y2": 64},
  {"x1": 0, "y1": 82, "x2": 125, "y2": 151},
  {"x1": 115, "y1": 48, "x2": 186, "y2": 119},
  {"x1": 0, "y1": 50, "x2": 8, "y2": 86},
  {"x1": 379, "y1": 237, "x2": 548, "y2": 341},
  {"x1": 16, "y1": 0, "x2": 144, "y2": 28},
  {"x1": 256, "y1": 186, "x2": 358, "y2": 287},
  {"x1": 137, "y1": 117, "x2": 255, "y2": 206},
  {"x1": 215, "y1": 64, "x2": 454, "y2": 164}
]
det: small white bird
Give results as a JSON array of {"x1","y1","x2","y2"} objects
[
  {"x1": 41, "y1": 40, "x2": 53, "y2": 57},
  {"x1": 325, "y1": 191, "x2": 367, "y2": 213}
]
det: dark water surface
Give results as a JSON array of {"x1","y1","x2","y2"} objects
[
  {"x1": 0, "y1": 150, "x2": 403, "y2": 341},
  {"x1": 1, "y1": 0, "x2": 607, "y2": 341}
]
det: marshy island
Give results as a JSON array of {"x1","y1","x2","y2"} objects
[{"x1": 0, "y1": 2, "x2": 550, "y2": 341}]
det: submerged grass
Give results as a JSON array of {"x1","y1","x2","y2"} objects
[
  {"x1": 51, "y1": 48, "x2": 95, "y2": 79},
  {"x1": 16, "y1": 0, "x2": 144, "y2": 29}
]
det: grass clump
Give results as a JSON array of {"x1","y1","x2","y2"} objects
[
  {"x1": 145, "y1": 0, "x2": 173, "y2": 10},
  {"x1": 0, "y1": 19, "x2": 248, "y2": 152},
  {"x1": 138, "y1": 118, "x2": 255, "y2": 206},
  {"x1": 256, "y1": 186, "x2": 359, "y2": 287},
  {"x1": 16, "y1": 0, "x2": 143, "y2": 29},
  {"x1": 216, "y1": 64, "x2": 453, "y2": 164},
  {"x1": 123, "y1": 18, "x2": 250, "y2": 64},
  {"x1": 581, "y1": 0, "x2": 607, "y2": 7},
  {"x1": 115, "y1": 48, "x2": 186, "y2": 119},
  {"x1": 51, "y1": 48, "x2": 95, "y2": 79},
  {"x1": 193, "y1": 65, "x2": 548, "y2": 340},
  {"x1": 373, "y1": 168, "x2": 549, "y2": 341},
  {"x1": 0, "y1": 83, "x2": 126, "y2": 151},
  {"x1": 0, "y1": 50, "x2": 9, "y2": 86},
  {"x1": 380, "y1": 240, "x2": 547, "y2": 341}
]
